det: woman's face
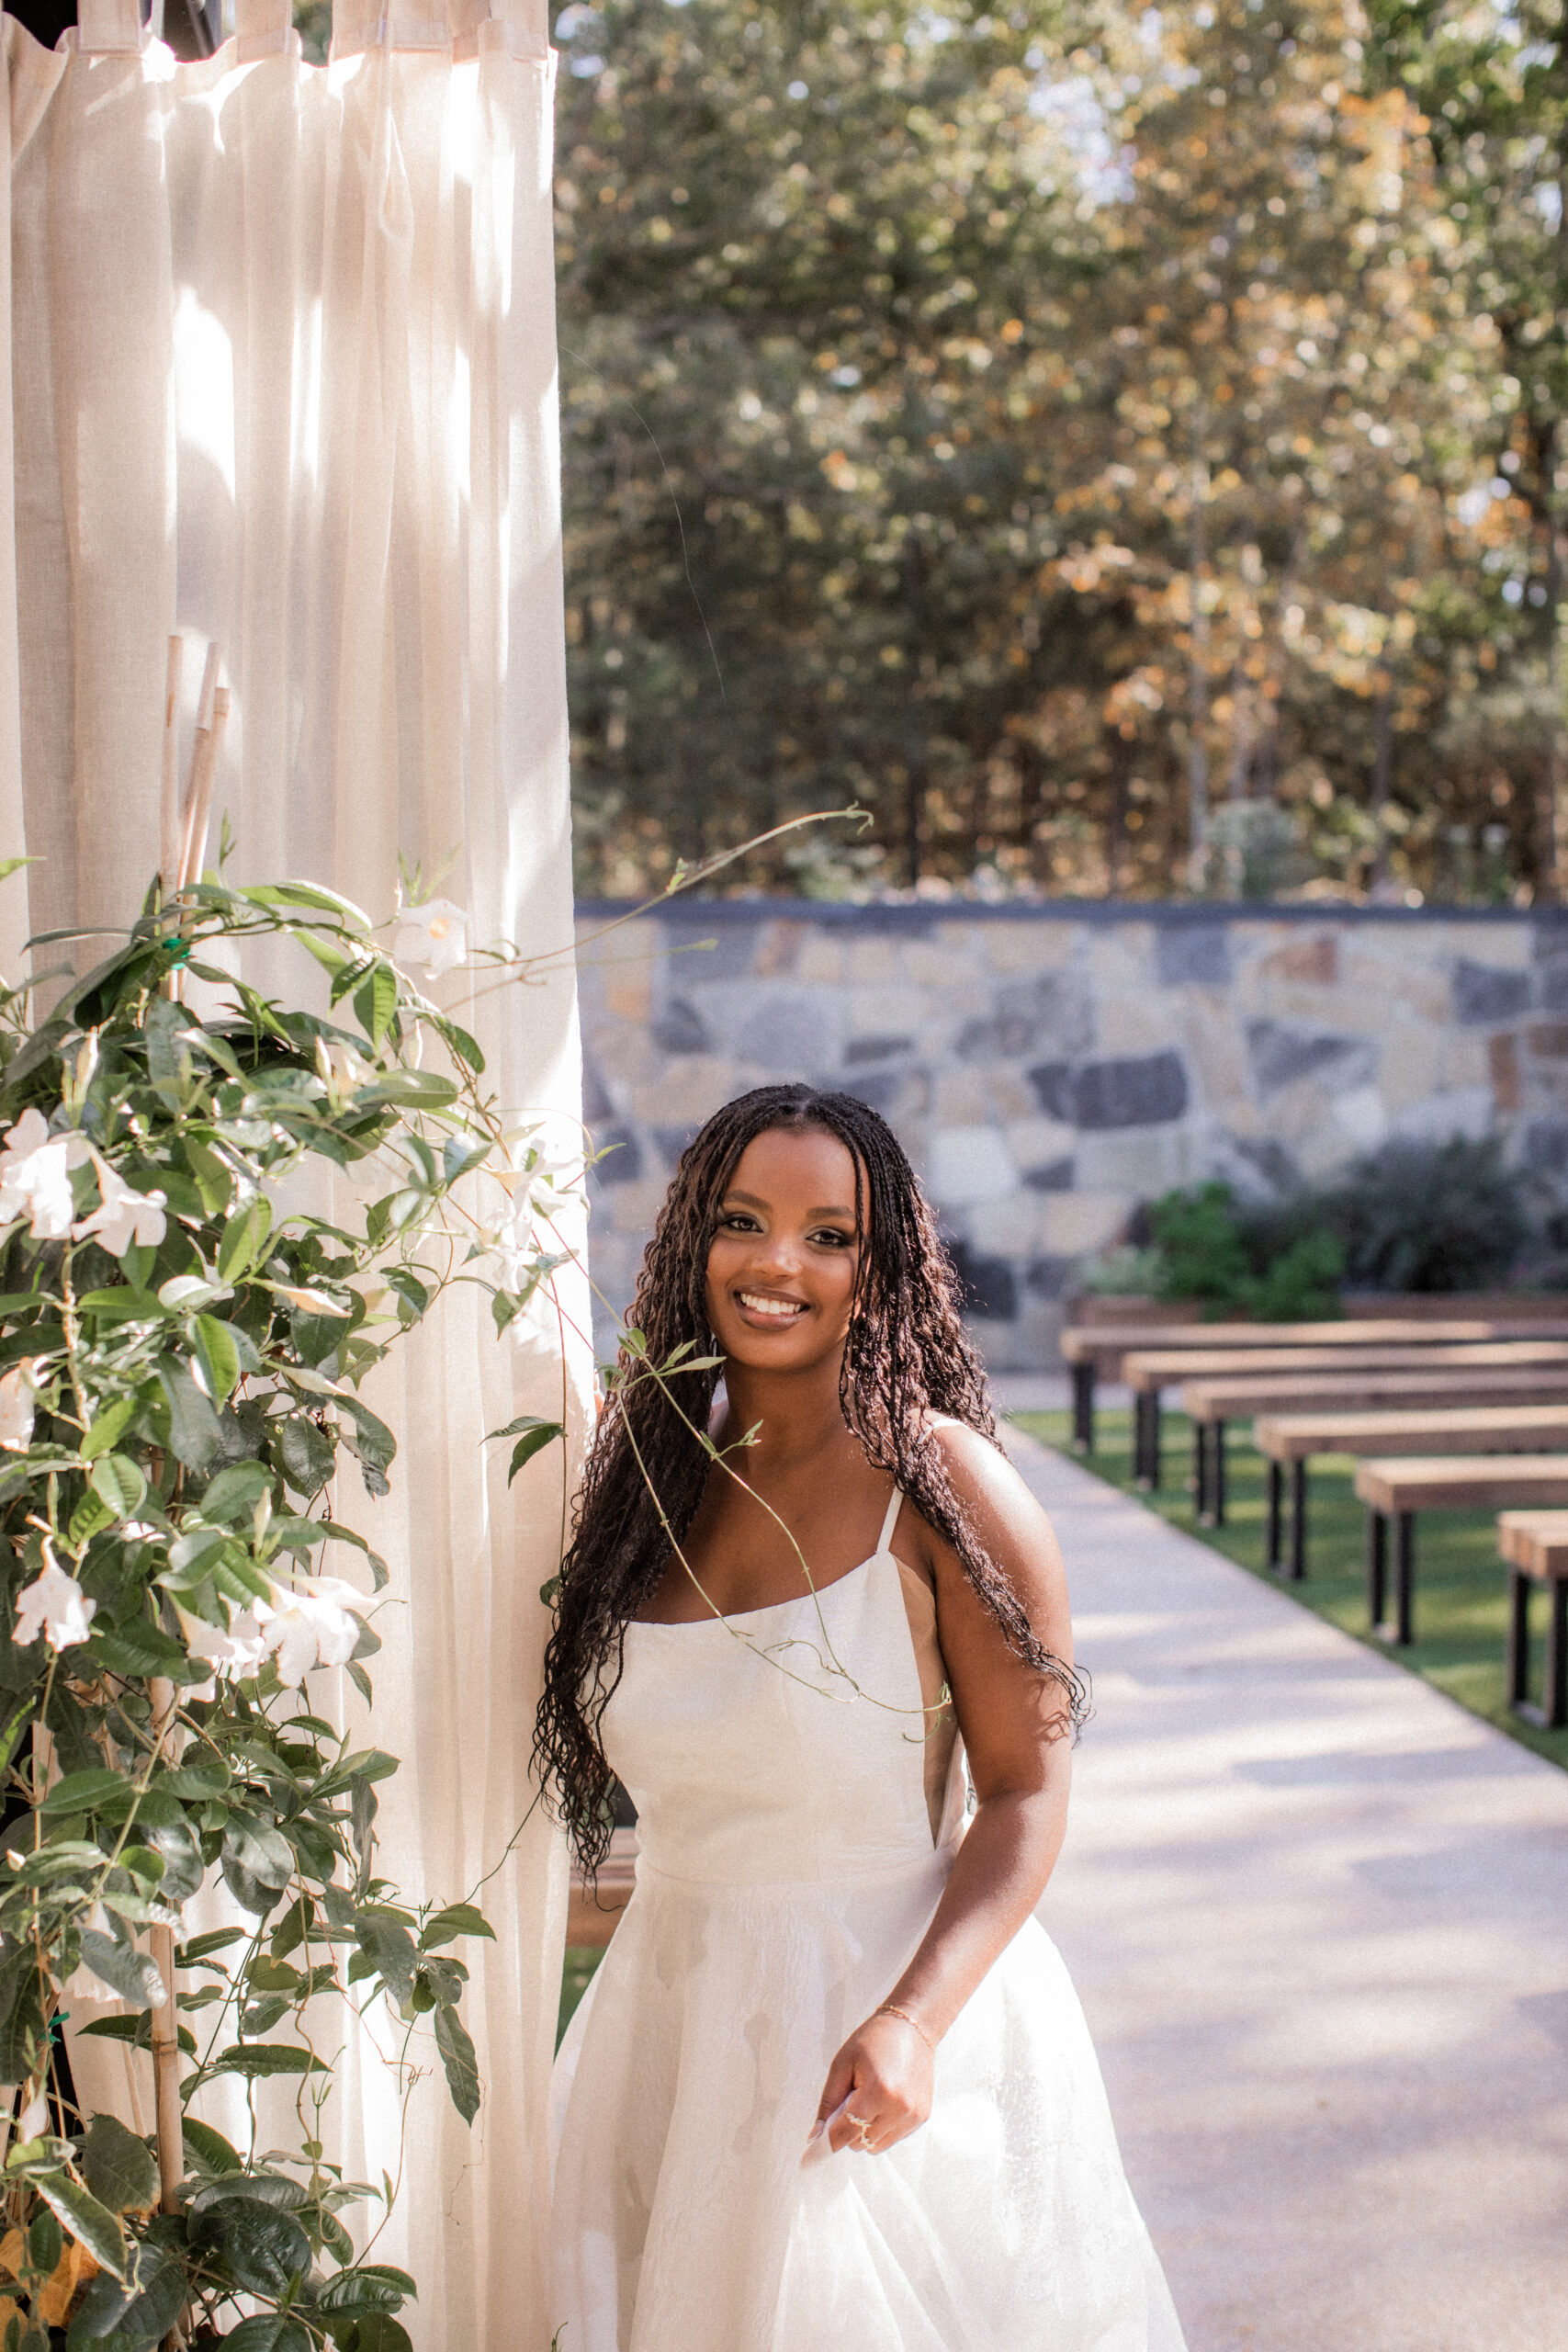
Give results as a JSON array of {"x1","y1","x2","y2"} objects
[{"x1": 705, "y1": 1125, "x2": 863, "y2": 1374}]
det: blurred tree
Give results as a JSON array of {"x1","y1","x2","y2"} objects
[{"x1": 550, "y1": 0, "x2": 1544, "y2": 901}]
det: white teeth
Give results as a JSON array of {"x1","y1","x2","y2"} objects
[{"x1": 739, "y1": 1292, "x2": 805, "y2": 1318}]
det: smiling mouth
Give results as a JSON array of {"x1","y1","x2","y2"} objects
[{"x1": 736, "y1": 1290, "x2": 809, "y2": 1321}]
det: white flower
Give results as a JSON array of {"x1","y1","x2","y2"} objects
[
  {"x1": 73, "y1": 1160, "x2": 167, "y2": 1258},
  {"x1": 392, "y1": 898, "x2": 468, "y2": 978},
  {"x1": 317, "y1": 1039, "x2": 367, "y2": 1096},
  {"x1": 179, "y1": 1606, "x2": 267, "y2": 1679},
  {"x1": 0, "y1": 1362, "x2": 36, "y2": 1452},
  {"x1": 15, "y1": 1547, "x2": 97, "y2": 1652},
  {"x1": 253, "y1": 1575, "x2": 368, "y2": 1687},
  {"x1": 0, "y1": 1109, "x2": 88, "y2": 1241}
]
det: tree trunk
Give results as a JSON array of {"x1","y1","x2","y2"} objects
[
  {"x1": 1187, "y1": 448, "x2": 1212, "y2": 888},
  {"x1": 1371, "y1": 676, "x2": 1393, "y2": 890}
]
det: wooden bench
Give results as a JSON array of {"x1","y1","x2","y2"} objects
[
  {"x1": 1127, "y1": 1339, "x2": 1568, "y2": 1491},
  {"x1": 567, "y1": 1825, "x2": 637, "y2": 1950},
  {"x1": 1254, "y1": 1404, "x2": 1568, "y2": 1580},
  {"x1": 1058, "y1": 1315, "x2": 1568, "y2": 1453},
  {"x1": 1497, "y1": 1511, "x2": 1568, "y2": 1731},
  {"x1": 1355, "y1": 1457, "x2": 1568, "y2": 1646}
]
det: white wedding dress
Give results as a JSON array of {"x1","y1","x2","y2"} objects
[{"x1": 549, "y1": 1487, "x2": 1188, "y2": 2352}]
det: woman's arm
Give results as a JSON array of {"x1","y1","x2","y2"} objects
[{"x1": 813, "y1": 1427, "x2": 1075, "y2": 2155}]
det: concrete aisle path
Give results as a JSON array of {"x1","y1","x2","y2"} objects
[{"x1": 1006, "y1": 1425, "x2": 1568, "y2": 2352}]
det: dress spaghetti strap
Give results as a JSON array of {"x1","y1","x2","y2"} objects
[{"x1": 875, "y1": 1484, "x2": 903, "y2": 1558}]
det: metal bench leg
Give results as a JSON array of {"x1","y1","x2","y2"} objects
[
  {"x1": 1266, "y1": 1461, "x2": 1282, "y2": 1569},
  {"x1": 1148, "y1": 1390, "x2": 1163, "y2": 1491},
  {"x1": 1193, "y1": 1422, "x2": 1208, "y2": 1517},
  {"x1": 1367, "y1": 1510, "x2": 1387, "y2": 1632},
  {"x1": 1213, "y1": 1420, "x2": 1228, "y2": 1526},
  {"x1": 1289, "y1": 1460, "x2": 1307, "y2": 1582},
  {"x1": 1132, "y1": 1392, "x2": 1148, "y2": 1485},
  {"x1": 1072, "y1": 1361, "x2": 1094, "y2": 1453},
  {"x1": 1507, "y1": 1566, "x2": 1531, "y2": 1711},
  {"x1": 1548, "y1": 1581, "x2": 1568, "y2": 1732},
  {"x1": 1394, "y1": 1512, "x2": 1416, "y2": 1646}
]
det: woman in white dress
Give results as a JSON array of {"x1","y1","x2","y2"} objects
[{"x1": 539, "y1": 1083, "x2": 1187, "y2": 2352}]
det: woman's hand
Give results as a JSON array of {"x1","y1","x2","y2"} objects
[{"x1": 813, "y1": 2011, "x2": 934, "y2": 2155}]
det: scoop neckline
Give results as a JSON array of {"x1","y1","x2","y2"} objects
[{"x1": 628, "y1": 1545, "x2": 897, "y2": 1632}]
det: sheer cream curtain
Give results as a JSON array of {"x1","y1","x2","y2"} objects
[{"x1": 2, "y1": 5, "x2": 587, "y2": 2343}]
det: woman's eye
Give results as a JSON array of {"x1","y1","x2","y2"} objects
[
  {"x1": 721, "y1": 1213, "x2": 760, "y2": 1232},
  {"x1": 812, "y1": 1227, "x2": 853, "y2": 1249}
]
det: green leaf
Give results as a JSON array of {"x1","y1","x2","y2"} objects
[
  {"x1": 221, "y1": 2319, "x2": 314, "y2": 2352},
  {"x1": 243, "y1": 879, "x2": 371, "y2": 927},
  {"x1": 155, "y1": 1361, "x2": 223, "y2": 1472},
  {"x1": 208, "y1": 2042, "x2": 327, "y2": 2079},
  {"x1": 182, "y1": 1136, "x2": 233, "y2": 1216},
  {"x1": 79, "y1": 1397, "x2": 137, "y2": 1461},
  {"x1": 80, "y1": 2115, "x2": 158, "y2": 2216},
  {"x1": 181, "y1": 2120, "x2": 243, "y2": 2177},
  {"x1": 273, "y1": 1413, "x2": 336, "y2": 1498},
  {"x1": 79, "y1": 1931, "x2": 166, "y2": 2010},
  {"x1": 217, "y1": 1195, "x2": 273, "y2": 1283},
  {"x1": 204, "y1": 2198, "x2": 312, "y2": 2301},
  {"x1": 431, "y1": 1012, "x2": 485, "y2": 1076},
  {"x1": 41, "y1": 1769, "x2": 128, "y2": 1815},
  {"x1": 28, "y1": 2171, "x2": 128, "y2": 2283},
  {"x1": 193, "y1": 1314, "x2": 241, "y2": 1404},
  {"x1": 358, "y1": 1070, "x2": 457, "y2": 1109},
  {"x1": 352, "y1": 1915, "x2": 416, "y2": 2012},
  {"x1": 334, "y1": 2321, "x2": 414, "y2": 2352},
  {"x1": 352, "y1": 961, "x2": 398, "y2": 1047},
  {"x1": 419, "y1": 1903, "x2": 495, "y2": 1949},
  {"x1": 65, "y1": 2239, "x2": 185, "y2": 2345},
  {"x1": 223, "y1": 1816, "x2": 294, "y2": 1892},
  {"x1": 187, "y1": 2170, "x2": 307, "y2": 2218},
  {"x1": 75, "y1": 2014, "x2": 195, "y2": 2058},
  {"x1": 141, "y1": 1813, "x2": 203, "y2": 1903},
  {"x1": 197, "y1": 1460, "x2": 274, "y2": 1524},
  {"x1": 86, "y1": 1621, "x2": 189, "y2": 1679},
  {"x1": 507, "y1": 1422, "x2": 563, "y2": 1483},
  {"x1": 434, "y1": 2003, "x2": 480, "y2": 2125},
  {"x1": 316, "y1": 2265, "x2": 416, "y2": 2316},
  {"x1": 88, "y1": 1453, "x2": 147, "y2": 1520},
  {"x1": 158, "y1": 1753, "x2": 232, "y2": 1802}
]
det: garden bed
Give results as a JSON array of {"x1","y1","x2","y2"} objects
[{"x1": 1011, "y1": 1407, "x2": 1568, "y2": 1774}]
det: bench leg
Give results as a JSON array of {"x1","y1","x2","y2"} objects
[
  {"x1": 1072, "y1": 1361, "x2": 1094, "y2": 1453},
  {"x1": 1193, "y1": 1422, "x2": 1208, "y2": 1518},
  {"x1": 1508, "y1": 1566, "x2": 1531, "y2": 1710},
  {"x1": 1266, "y1": 1461, "x2": 1282, "y2": 1569},
  {"x1": 1133, "y1": 1392, "x2": 1149, "y2": 1485},
  {"x1": 1146, "y1": 1391, "x2": 1164, "y2": 1491},
  {"x1": 1548, "y1": 1581, "x2": 1568, "y2": 1732},
  {"x1": 1366, "y1": 1510, "x2": 1387, "y2": 1632},
  {"x1": 1286, "y1": 1460, "x2": 1306, "y2": 1580},
  {"x1": 1213, "y1": 1420, "x2": 1228, "y2": 1526},
  {"x1": 1394, "y1": 1512, "x2": 1416, "y2": 1646}
]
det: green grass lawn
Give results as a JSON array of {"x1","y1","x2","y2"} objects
[{"x1": 1012, "y1": 1406, "x2": 1568, "y2": 1774}]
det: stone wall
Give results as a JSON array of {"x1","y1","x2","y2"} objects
[{"x1": 575, "y1": 899, "x2": 1568, "y2": 1371}]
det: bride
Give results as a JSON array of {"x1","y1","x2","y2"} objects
[{"x1": 539, "y1": 1082, "x2": 1187, "y2": 2352}]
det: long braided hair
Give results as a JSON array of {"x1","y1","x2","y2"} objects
[{"x1": 535, "y1": 1083, "x2": 1087, "y2": 1870}]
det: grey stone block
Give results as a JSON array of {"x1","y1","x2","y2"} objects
[
  {"x1": 1026, "y1": 1050, "x2": 1190, "y2": 1130},
  {"x1": 1538, "y1": 956, "x2": 1568, "y2": 1014},
  {"x1": 1453, "y1": 957, "x2": 1531, "y2": 1025},
  {"x1": 581, "y1": 1055, "x2": 616, "y2": 1124},
  {"x1": 664, "y1": 922, "x2": 759, "y2": 982},
  {"x1": 957, "y1": 975, "x2": 1095, "y2": 1063},
  {"x1": 588, "y1": 1123, "x2": 645, "y2": 1186},
  {"x1": 1021, "y1": 1157, "x2": 1076, "y2": 1192},
  {"x1": 651, "y1": 1123, "x2": 698, "y2": 1169},
  {"x1": 1246, "y1": 1021, "x2": 1374, "y2": 1100},
  {"x1": 836, "y1": 1073, "x2": 904, "y2": 1115},
  {"x1": 844, "y1": 1034, "x2": 915, "y2": 1066},
  {"x1": 1024, "y1": 1254, "x2": 1077, "y2": 1299},
  {"x1": 944, "y1": 1240, "x2": 1020, "y2": 1321},
  {"x1": 651, "y1": 998, "x2": 709, "y2": 1054},
  {"x1": 1156, "y1": 922, "x2": 1232, "y2": 986},
  {"x1": 1523, "y1": 1120, "x2": 1568, "y2": 1172},
  {"x1": 717, "y1": 989, "x2": 840, "y2": 1074}
]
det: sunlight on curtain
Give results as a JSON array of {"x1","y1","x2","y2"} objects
[{"x1": 1, "y1": 6, "x2": 588, "y2": 2342}]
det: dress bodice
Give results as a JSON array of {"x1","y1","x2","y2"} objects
[{"x1": 604, "y1": 1493, "x2": 967, "y2": 1888}]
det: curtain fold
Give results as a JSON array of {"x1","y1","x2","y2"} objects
[{"x1": 4, "y1": 9, "x2": 584, "y2": 2344}]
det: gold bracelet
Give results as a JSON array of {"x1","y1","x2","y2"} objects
[{"x1": 876, "y1": 2000, "x2": 936, "y2": 2052}]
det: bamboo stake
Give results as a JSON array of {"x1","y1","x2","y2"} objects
[
  {"x1": 147, "y1": 1677, "x2": 183, "y2": 2222},
  {"x1": 178, "y1": 687, "x2": 228, "y2": 895},
  {"x1": 176, "y1": 648, "x2": 224, "y2": 896},
  {"x1": 158, "y1": 638, "x2": 185, "y2": 906}
]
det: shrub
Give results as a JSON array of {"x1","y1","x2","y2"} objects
[
  {"x1": 1327, "y1": 1134, "x2": 1529, "y2": 1293},
  {"x1": 1145, "y1": 1182, "x2": 1344, "y2": 1321}
]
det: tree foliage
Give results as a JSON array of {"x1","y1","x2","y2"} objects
[{"x1": 554, "y1": 0, "x2": 1562, "y2": 901}]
